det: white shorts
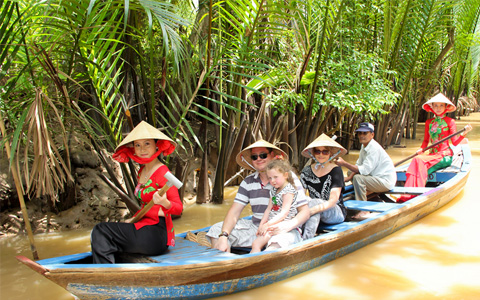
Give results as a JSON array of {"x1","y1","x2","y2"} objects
[
  {"x1": 267, "y1": 228, "x2": 302, "y2": 249},
  {"x1": 206, "y1": 219, "x2": 258, "y2": 248}
]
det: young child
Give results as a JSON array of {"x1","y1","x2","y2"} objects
[
  {"x1": 250, "y1": 159, "x2": 301, "y2": 253},
  {"x1": 397, "y1": 93, "x2": 472, "y2": 203}
]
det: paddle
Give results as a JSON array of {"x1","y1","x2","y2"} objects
[
  {"x1": 127, "y1": 171, "x2": 183, "y2": 224},
  {"x1": 394, "y1": 128, "x2": 466, "y2": 167}
]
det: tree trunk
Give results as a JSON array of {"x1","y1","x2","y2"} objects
[
  {"x1": 210, "y1": 123, "x2": 232, "y2": 204},
  {"x1": 196, "y1": 115, "x2": 210, "y2": 203},
  {"x1": 196, "y1": 146, "x2": 210, "y2": 204}
]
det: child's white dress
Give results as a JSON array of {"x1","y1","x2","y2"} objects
[{"x1": 266, "y1": 183, "x2": 302, "y2": 249}]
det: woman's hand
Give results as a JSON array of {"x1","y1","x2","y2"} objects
[
  {"x1": 153, "y1": 191, "x2": 170, "y2": 208},
  {"x1": 463, "y1": 124, "x2": 472, "y2": 135},
  {"x1": 416, "y1": 148, "x2": 424, "y2": 155}
]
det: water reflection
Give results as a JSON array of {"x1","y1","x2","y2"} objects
[{"x1": 2, "y1": 114, "x2": 480, "y2": 300}]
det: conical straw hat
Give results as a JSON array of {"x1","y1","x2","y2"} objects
[
  {"x1": 422, "y1": 93, "x2": 456, "y2": 114},
  {"x1": 235, "y1": 139, "x2": 287, "y2": 171},
  {"x1": 115, "y1": 121, "x2": 176, "y2": 152},
  {"x1": 301, "y1": 134, "x2": 347, "y2": 158}
]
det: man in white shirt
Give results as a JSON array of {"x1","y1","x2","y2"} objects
[{"x1": 335, "y1": 122, "x2": 396, "y2": 206}]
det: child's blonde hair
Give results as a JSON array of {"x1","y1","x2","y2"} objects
[{"x1": 266, "y1": 159, "x2": 294, "y2": 185}]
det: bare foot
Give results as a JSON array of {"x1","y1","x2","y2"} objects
[{"x1": 352, "y1": 211, "x2": 371, "y2": 220}]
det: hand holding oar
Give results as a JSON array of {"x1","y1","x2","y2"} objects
[
  {"x1": 394, "y1": 127, "x2": 469, "y2": 167},
  {"x1": 127, "y1": 171, "x2": 183, "y2": 224}
]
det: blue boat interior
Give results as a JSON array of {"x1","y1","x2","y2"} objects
[{"x1": 56, "y1": 144, "x2": 468, "y2": 265}]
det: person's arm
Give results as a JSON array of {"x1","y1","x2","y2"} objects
[
  {"x1": 344, "y1": 171, "x2": 355, "y2": 182},
  {"x1": 420, "y1": 119, "x2": 431, "y2": 151},
  {"x1": 214, "y1": 202, "x2": 244, "y2": 252},
  {"x1": 154, "y1": 171, "x2": 183, "y2": 216},
  {"x1": 153, "y1": 191, "x2": 170, "y2": 209},
  {"x1": 450, "y1": 121, "x2": 472, "y2": 146},
  {"x1": 335, "y1": 157, "x2": 359, "y2": 174},
  {"x1": 257, "y1": 201, "x2": 273, "y2": 236},
  {"x1": 265, "y1": 193, "x2": 294, "y2": 227},
  {"x1": 310, "y1": 187, "x2": 341, "y2": 214},
  {"x1": 267, "y1": 203, "x2": 309, "y2": 235}
]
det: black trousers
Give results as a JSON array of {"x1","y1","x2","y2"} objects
[{"x1": 91, "y1": 218, "x2": 168, "y2": 264}]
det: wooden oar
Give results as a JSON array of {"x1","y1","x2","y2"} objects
[
  {"x1": 394, "y1": 128, "x2": 466, "y2": 167},
  {"x1": 127, "y1": 171, "x2": 183, "y2": 224}
]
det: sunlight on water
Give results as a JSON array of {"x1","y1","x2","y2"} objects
[{"x1": 1, "y1": 114, "x2": 479, "y2": 300}]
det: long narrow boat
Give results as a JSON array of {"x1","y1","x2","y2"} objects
[{"x1": 16, "y1": 143, "x2": 471, "y2": 300}]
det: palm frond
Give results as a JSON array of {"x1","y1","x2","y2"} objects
[{"x1": 20, "y1": 89, "x2": 73, "y2": 200}]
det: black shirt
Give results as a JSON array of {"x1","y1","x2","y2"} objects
[{"x1": 300, "y1": 165, "x2": 347, "y2": 217}]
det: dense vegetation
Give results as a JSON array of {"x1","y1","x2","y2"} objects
[{"x1": 1, "y1": 0, "x2": 479, "y2": 210}]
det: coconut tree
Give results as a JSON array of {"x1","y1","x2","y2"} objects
[
  {"x1": 381, "y1": 0, "x2": 462, "y2": 143},
  {"x1": 194, "y1": 0, "x2": 303, "y2": 203},
  {"x1": 447, "y1": 0, "x2": 480, "y2": 103}
]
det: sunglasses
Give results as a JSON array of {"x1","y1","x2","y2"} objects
[
  {"x1": 357, "y1": 131, "x2": 371, "y2": 135},
  {"x1": 251, "y1": 153, "x2": 269, "y2": 161},
  {"x1": 313, "y1": 149, "x2": 330, "y2": 155}
]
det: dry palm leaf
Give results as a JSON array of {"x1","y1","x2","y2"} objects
[{"x1": 21, "y1": 88, "x2": 74, "y2": 201}]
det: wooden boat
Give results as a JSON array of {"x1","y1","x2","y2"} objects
[{"x1": 16, "y1": 143, "x2": 471, "y2": 300}]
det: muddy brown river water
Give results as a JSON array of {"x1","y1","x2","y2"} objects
[{"x1": 2, "y1": 113, "x2": 480, "y2": 300}]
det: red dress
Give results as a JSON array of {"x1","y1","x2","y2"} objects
[
  {"x1": 401, "y1": 116, "x2": 464, "y2": 196},
  {"x1": 133, "y1": 165, "x2": 183, "y2": 246}
]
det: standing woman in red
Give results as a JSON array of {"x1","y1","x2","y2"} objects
[
  {"x1": 91, "y1": 121, "x2": 183, "y2": 263},
  {"x1": 397, "y1": 93, "x2": 472, "y2": 203}
]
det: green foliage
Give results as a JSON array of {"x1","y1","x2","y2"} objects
[
  {"x1": 317, "y1": 51, "x2": 399, "y2": 117},
  {"x1": 262, "y1": 50, "x2": 399, "y2": 119},
  {"x1": 1, "y1": 0, "x2": 479, "y2": 204},
  {"x1": 266, "y1": 89, "x2": 307, "y2": 116}
]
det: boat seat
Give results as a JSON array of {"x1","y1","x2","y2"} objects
[
  {"x1": 344, "y1": 200, "x2": 402, "y2": 212},
  {"x1": 318, "y1": 221, "x2": 357, "y2": 231},
  {"x1": 149, "y1": 237, "x2": 236, "y2": 264},
  {"x1": 386, "y1": 186, "x2": 434, "y2": 194}
]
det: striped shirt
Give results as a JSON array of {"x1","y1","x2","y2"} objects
[
  {"x1": 269, "y1": 183, "x2": 298, "y2": 221},
  {"x1": 234, "y1": 171, "x2": 308, "y2": 226}
]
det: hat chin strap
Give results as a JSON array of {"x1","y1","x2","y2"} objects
[
  {"x1": 241, "y1": 155, "x2": 257, "y2": 171},
  {"x1": 130, "y1": 150, "x2": 162, "y2": 165},
  {"x1": 310, "y1": 149, "x2": 341, "y2": 170}
]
